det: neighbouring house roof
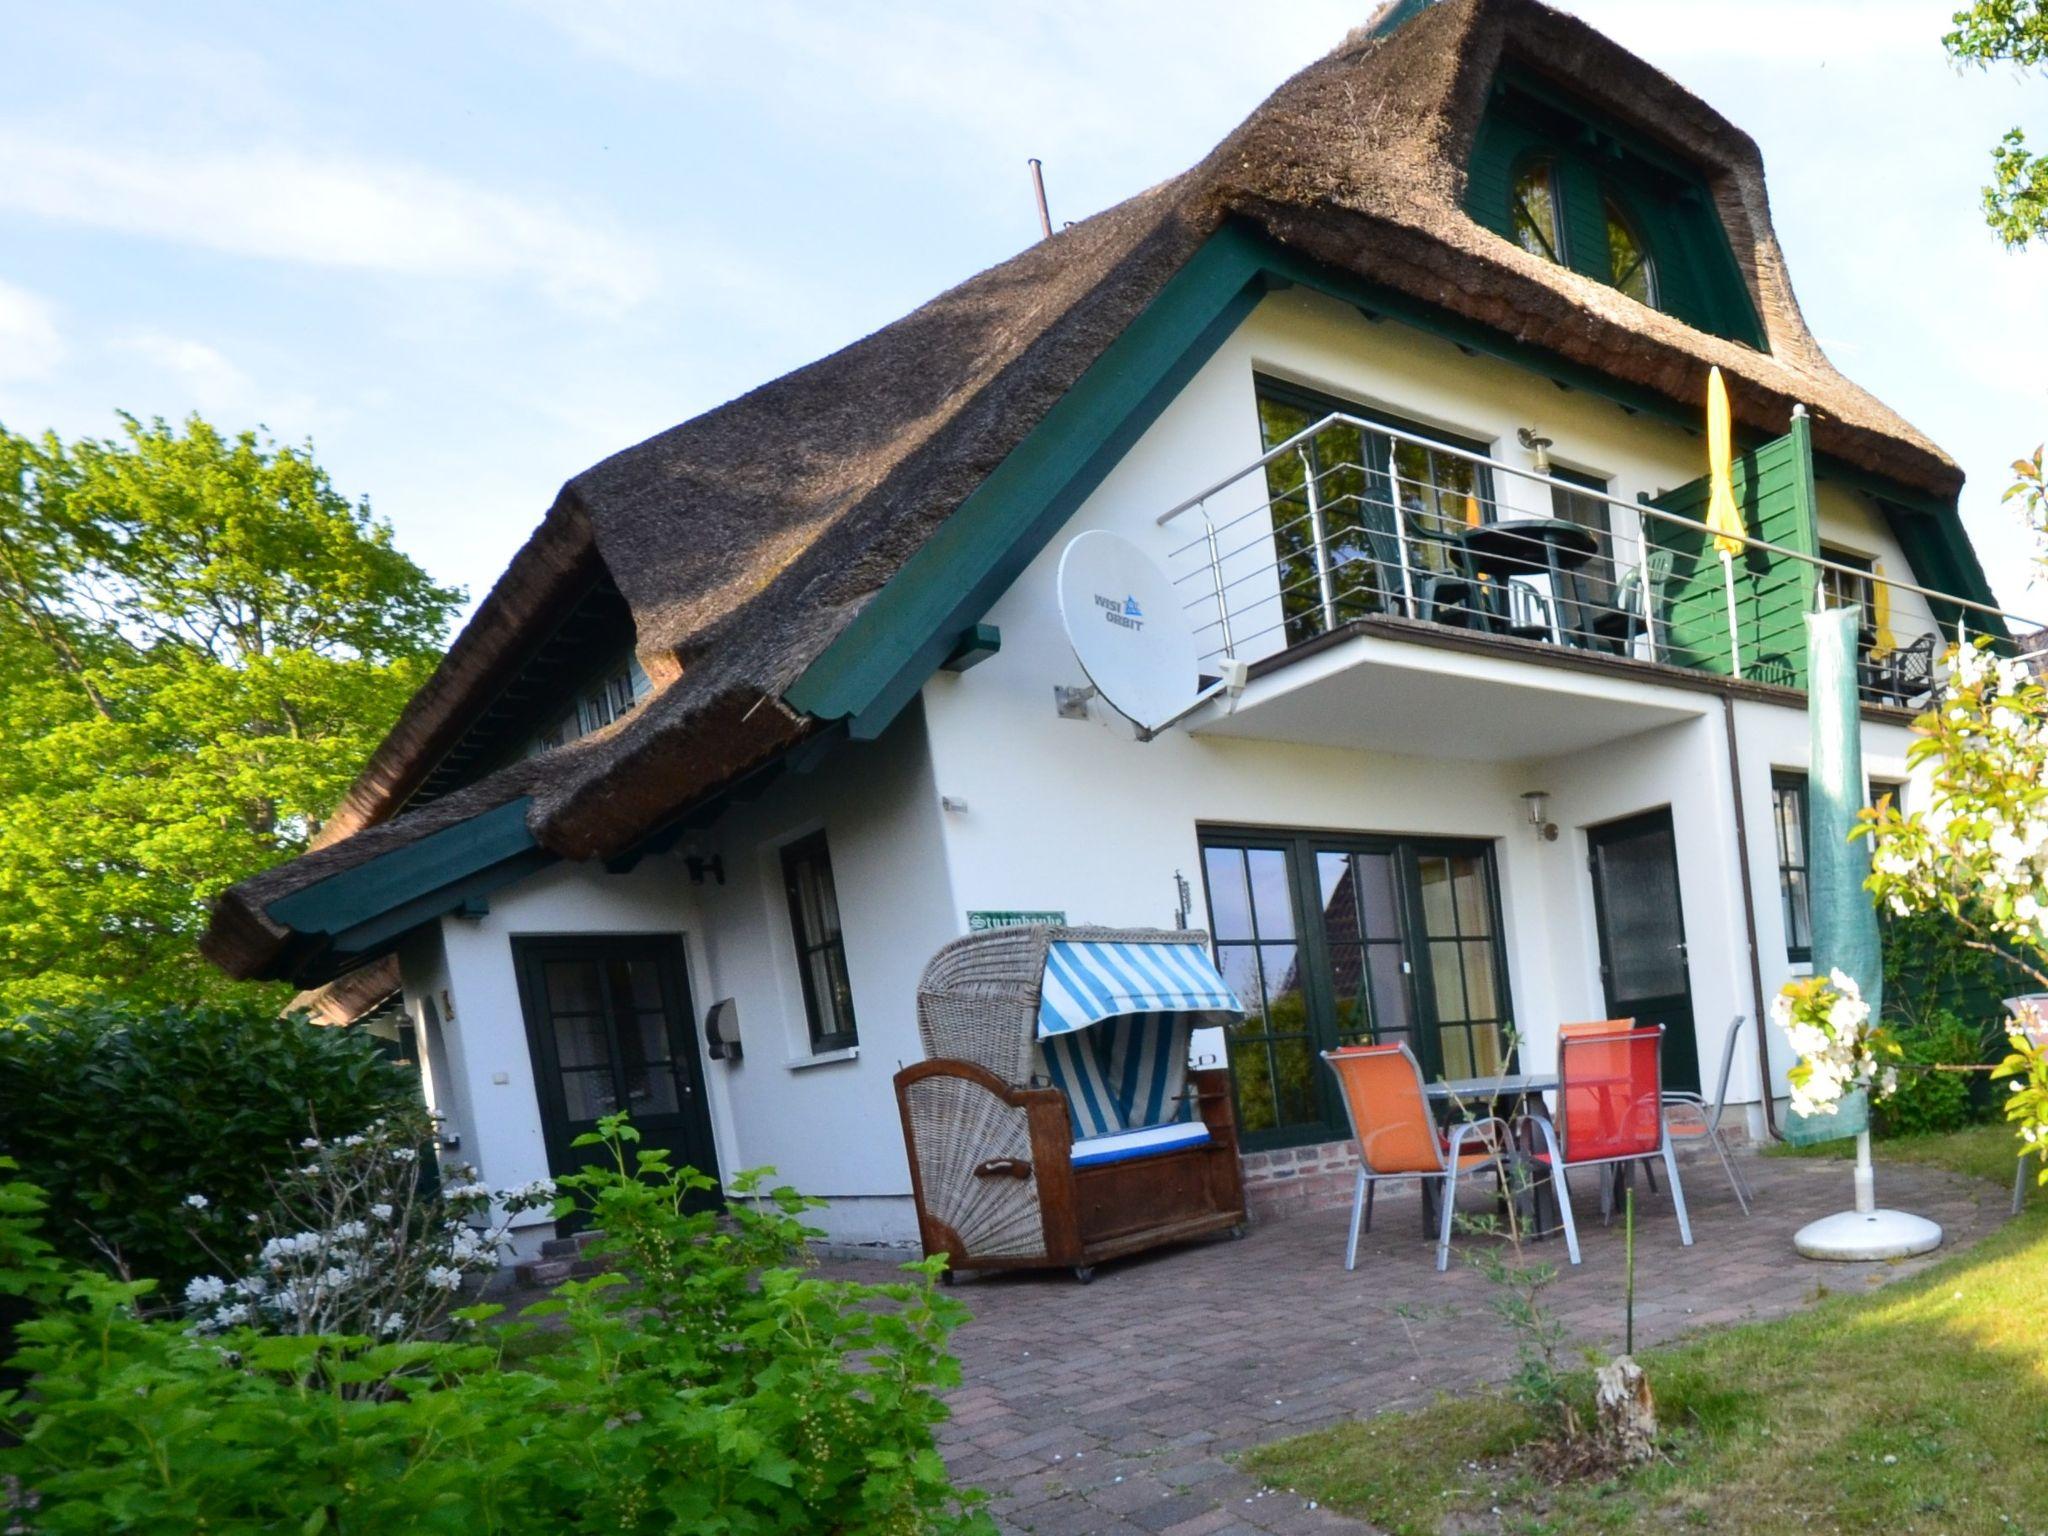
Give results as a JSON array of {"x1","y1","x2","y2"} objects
[
  {"x1": 204, "y1": 0, "x2": 1979, "y2": 984},
  {"x1": 290, "y1": 954, "x2": 403, "y2": 1027}
]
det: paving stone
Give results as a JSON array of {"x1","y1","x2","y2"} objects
[{"x1": 795, "y1": 1151, "x2": 2000, "y2": 1535}]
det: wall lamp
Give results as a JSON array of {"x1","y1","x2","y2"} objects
[
  {"x1": 1516, "y1": 427, "x2": 1554, "y2": 475},
  {"x1": 1521, "y1": 789, "x2": 1559, "y2": 842}
]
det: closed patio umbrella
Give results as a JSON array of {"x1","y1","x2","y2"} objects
[
  {"x1": 1869, "y1": 560, "x2": 1897, "y2": 657},
  {"x1": 1704, "y1": 367, "x2": 1746, "y2": 678}
]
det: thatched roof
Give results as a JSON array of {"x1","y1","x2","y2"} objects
[{"x1": 204, "y1": 0, "x2": 1965, "y2": 983}]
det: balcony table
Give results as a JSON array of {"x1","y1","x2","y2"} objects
[{"x1": 1454, "y1": 518, "x2": 1601, "y2": 646}]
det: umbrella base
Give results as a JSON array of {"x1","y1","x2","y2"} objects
[{"x1": 1793, "y1": 1208, "x2": 1943, "y2": 1262}]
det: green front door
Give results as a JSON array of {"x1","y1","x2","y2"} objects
[{"x1": 1200, "y1": 828, "x2": 1516, "y2": 1150}]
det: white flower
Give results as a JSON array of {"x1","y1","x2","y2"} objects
[
  {"x1": 425, "y1": 1265, "x2": 464, "y2": 1292},
  {"x1": 370, "y1": 1203, "x2": 394, "y2": 1222},
  {"x1": 331, "y1": 1220, "x2": 368, "y2": 1242},
  {"x1": 184, "y1": 1193, "x2": 209, "y2": 1211},
  {"x1": 391, "y1": 1147, "x2": 416, "y2": 1162},
  {"x1": 300, "y1": 1137, "x2": 322, "y2": 1151},
  {"x1": 184, "y1": 1275, "x2": 227, "y2": 1307},
  {"x1": 210, "y1": 1302, "x2": 251, "y2": 1328},
  {"x1": 378, "y1": 1311, "x2": 407, "y2": 1336}
]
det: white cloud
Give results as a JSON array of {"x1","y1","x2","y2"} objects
[
  {"x1": 0, "y1": 279, "x2": 64, "y2": 382},
  {"x1": 0, "y1": 132, "x2": 658, "y2": 316}
]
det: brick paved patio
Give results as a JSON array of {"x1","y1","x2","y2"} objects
[{"x1": 827, "y1": 1148, "x2": 2007, "y2": 1536}]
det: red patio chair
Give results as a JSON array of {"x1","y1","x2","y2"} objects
[
  {"x1": 1323, "y1": 1043, "x2": 1509, "y2": 1273},
  {"x1": 1516, "y1": 1024, "x2": 1692, "y2": 1266}
]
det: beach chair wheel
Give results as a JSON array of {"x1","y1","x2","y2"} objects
[
  {"x1": 1229, "y1": 1222, "x2": 1249, "y2": 1241},
  {"x1": 1072, "y1": 1265, "x2": 1096, "y2": 1284}
]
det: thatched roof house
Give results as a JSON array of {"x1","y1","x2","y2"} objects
[{"x1": 205, "y1": 0, "x2": 1986, "y2": 988}]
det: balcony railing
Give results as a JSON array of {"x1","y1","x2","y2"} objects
[{"x1": 1156, "y1": 411, "x2": 2045, "y2": 709}]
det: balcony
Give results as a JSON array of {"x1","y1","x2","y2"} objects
[{"x1": 1156, "y1": 412, "x2": 2040, "y2": 758}]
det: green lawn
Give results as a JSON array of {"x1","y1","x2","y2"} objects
[{"x1": 1241, "y1": 1125, "x2": 2048, "y2": 1535}]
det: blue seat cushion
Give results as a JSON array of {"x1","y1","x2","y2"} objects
[{"x1": 1070, "y1": 1121, "x2": 1213, "y2": 1169}]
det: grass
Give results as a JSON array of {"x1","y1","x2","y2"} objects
[{"x1": 1241, "y1": 1125, "x2": 2048, "y2": 1535}]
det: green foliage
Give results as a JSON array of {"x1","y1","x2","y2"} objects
[
  {"x1": 0, "y1": 414, "x2": 460, "y2": 1011},
  {"x1": 1877, "y1": 1006, "x2": 1993, "y2": 1138},
  {"x1": 1947, "y1": 2, "x2": 2048, "y2": 247},
  {"x1": 0, "y1": 1001, "x2": 418, "y2": 1289},
  {"x1": 0, "y1": 1119, "x2": 994, "y2": 1535}
]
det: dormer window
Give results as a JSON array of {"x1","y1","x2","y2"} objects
[
  {"x1": 1465, "y1": 74, "x2": 1764, "y2": 348},
  {"x1": 1603, "y1": 192, "x2": 1657, "y2": 308},
  {"x1": 1510, "y1": 157, "x2": 1564, "y2": 265}
]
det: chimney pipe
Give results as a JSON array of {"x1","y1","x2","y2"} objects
[{"x1": 1028, "y1": 158, "x2": 1053, "y2": 240}]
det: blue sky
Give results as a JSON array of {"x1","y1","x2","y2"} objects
[{"x1": 3, "y1": 0, "x2": 2044, "y2": 622}]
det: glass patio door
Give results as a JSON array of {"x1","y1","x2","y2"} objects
[{"x1": 1201, "y1": 829, "x2": 1514, "y2": 1149}]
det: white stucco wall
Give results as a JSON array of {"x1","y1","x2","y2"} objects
[
  {"x1": 918, "y1": 286, "x2": 1936, "y2": 1124},
  {"x1": 391, "y1": 281, "x2": 1967, "y2": 1259}
]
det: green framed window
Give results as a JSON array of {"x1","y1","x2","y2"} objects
[
  {"x1": 1200, "y1": 826, "x2": 1514, "y2": 1150},
  {"x1": 1253, "y1": 377, "x2": 1497, "y2": 647},
  {"x1": 1511, "y1": 156, "x2": 1565, "y2": 264},
  {"x1": 1603, "y1": 192, "x2": 1657, "y2": 308},
  {"x1": 781, "y1": 831, "x2": 858, "y2": 1052},
  {"x1": 1772, "y1": 773, "x2": 1812, "y2": 963}
]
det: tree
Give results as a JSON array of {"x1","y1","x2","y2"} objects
[
  {"x1": 0, "y1": 414, "x2": 460, "y2": 1012},
  {"x1": 1947, "y1": 2, "x2": 2048, "y2": 247},
  {"x1": 1861, "y1": 642, "x2": 2048, "y2": 1161}
]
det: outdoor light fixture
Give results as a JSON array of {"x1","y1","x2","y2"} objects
[
  {"x1": 1521, "y1": 789, "x2": 1559, "y2": 842},
  {"x1": 1516, "y1": 426, "x2": 1554, "y2": 475}
]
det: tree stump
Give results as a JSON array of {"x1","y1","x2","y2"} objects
[{"x1": 1594, "y1": 1354, "x2": 1657, "y2": 1462}]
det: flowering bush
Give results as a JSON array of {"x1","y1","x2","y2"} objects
[
  {"x1": 1861, "y1": 637, "x2": 2048, "y2": 1168},
  {"x1": 0, "y1": 1120, "x2": 994, "y2": 1534},
  {"x1": 0, "y1": 1001, "x2": 418, "y2": 1288},
  {"x1": 179, "y1": 1112, "x2": 554, "y2": 1344},
  {"x1": 1772, "y1": 969, "x2": 1900, "y2": 1118}
]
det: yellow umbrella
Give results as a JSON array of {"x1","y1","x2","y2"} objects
[
  {"x1": 1870, "y1": 561, "x2": 1897, "y2": 657},
  {"x1": 1704, "y1": 366, "x2": 1746, "y2": 676}
]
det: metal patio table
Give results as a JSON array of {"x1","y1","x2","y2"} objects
[
  {"x1": 1455, "y1": 518, "x2": 1601, "y2": 646},
  {"x1": 1426, "y1": 1071, "x2": 1563, "y2": 1239}
]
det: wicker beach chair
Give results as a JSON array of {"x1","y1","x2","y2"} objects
[{"x1": 893, "y1": 925, "x2": 1249, "y2": 1282}]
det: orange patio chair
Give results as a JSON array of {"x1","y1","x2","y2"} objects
[
  {"x1": 1516, "y1": 1024, "x2": 1692, "y2": 1266},
  {"x1": 1324, "y1": 1043, "x2": 1509, "y2": 1273}
]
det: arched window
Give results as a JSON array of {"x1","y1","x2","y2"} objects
[
  {"x1": 1604, "y1": 191, "x2": 1658, "y2": 308},
  {"x1": 1510, "y1": 157, "x2": 1564, "y2": 266}
]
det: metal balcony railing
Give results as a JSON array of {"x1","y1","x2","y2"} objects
[{"x1": 1155, "y1": 411, "x2": 2047, "y2": 709}]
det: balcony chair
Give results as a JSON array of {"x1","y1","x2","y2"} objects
[
  {"x1": 1870, "y1": 632, "x2": 1937, "y2": 708},
  {"x1": 1660, "y1": 1014, "x2": 1754, "y2": 1215},
  {"x1": 1323, "y1": 1042, "x2": 1509, "y2": 1273},
  {"x1": 894, "y1": 926, "x2": 1247, "y2": 1283},
  {"x1": 1516, "y1": 1024, "x2": 1693, "y2": 1266},
  {"x1": 1592, "y1": 548, "x2": 1674, "y2": 660}
]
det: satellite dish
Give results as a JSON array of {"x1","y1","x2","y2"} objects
[{"x1": 1058, "y1": 531, "x2": 1220, "y2": 735}]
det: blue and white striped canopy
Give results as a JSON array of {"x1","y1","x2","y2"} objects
[{"x1": 1037, "y1": 939, "x2": 1244, "y2": 1039}]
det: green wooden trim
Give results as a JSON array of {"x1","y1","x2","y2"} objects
[
  {"x1": 940, "y1": 623, "x2": 1002, "y2": 673},
  {"x1": 785, "y1": 220, "x2": 1990, "y2": 737},
  {"x1": 1648, "y1": 424, "x2": 1819, "y2": 685},
  {"x1": 269, "y1": 796, "x2": 540, "y2": 936},
  {"x1": 791, "y1": 225, "x2": 1274, "y2": 736},
  {"x1": 328, "y1": 846, "x2": 556, "y2": 955}
]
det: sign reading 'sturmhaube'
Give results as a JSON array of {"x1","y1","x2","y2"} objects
[{"x1": 967, "y1": 910, "x2": 1066, "y2": 932}]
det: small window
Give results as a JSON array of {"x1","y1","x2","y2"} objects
[
  {"x1": 1604, "y1": 192, "x2": 1658, "y2": 308},
  {"x1": 1772, "y1": 774, "x2": 1812, "y2": 963},
  {"x1": 1510, "y1": 158, "x2": 1565, "y2": 266},
  {"x1": 781, "y1": 832, "x2": 858, "y2": 1052}
]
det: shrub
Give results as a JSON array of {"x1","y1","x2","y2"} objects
[
  {"x1": 0, "y1": 1121, "x2": 996, "y2": 1534},
  {"x1": 180, "y1": 1110, "x2": 554, "y2": 1344},
  {"x1": 1876, "y1": 1006, "x2": 1993, "y2": 1138},
  {"x1": 0, "y1": 1001, "x2": 419, "y2": 1290}
]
